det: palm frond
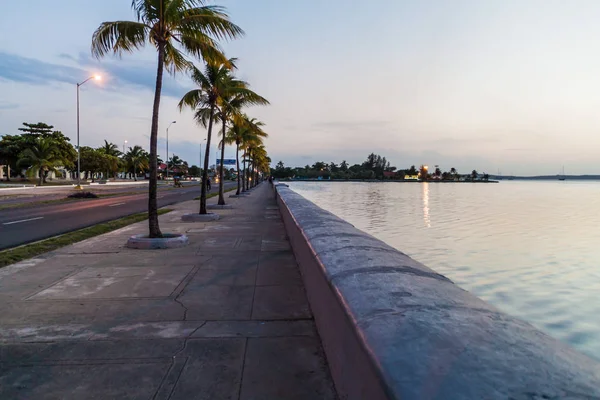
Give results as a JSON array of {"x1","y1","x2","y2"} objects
[
  {"x1": 164, "y1": 41, "x2": 192, "y2": 73},
  {"x1": 131, "y1": 0, "x2": 158, "y2": 23},
  {"x1": 91, "y1": 21, "x2": 148, "y2": 58},
  {"x1": 194, "y1": 105, "x2": 222, "y2": 127},
  {"x1": 165, "y1": 0, "x2": 202, "y2": 17},
  {"x1": 179, "y1": 33, "x2": 228, "y2": 66},
  {"x1": 179, "y1": 6, "x2": 244, "y2": 41},
  {"x1": 178, "y1": 88, "x2": 203, "y2": 111}
]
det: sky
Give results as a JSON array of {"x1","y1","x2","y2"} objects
[{"x1": 2, "y1": 0, "x2": 600, "y2": 175}]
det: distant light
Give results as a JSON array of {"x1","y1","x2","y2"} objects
[{"x1": 94, "y1": 75, "x2": 102, "y2": 81}]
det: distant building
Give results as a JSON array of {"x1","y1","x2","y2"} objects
[{"x1": 404, "y1": 174, "x2": 419, "y2": 181}]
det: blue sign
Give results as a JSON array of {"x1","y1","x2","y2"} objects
[{"x1": 216, "y1": 159, "x2": 236, "y2": 166}]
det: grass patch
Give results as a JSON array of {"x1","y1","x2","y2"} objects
[
  {"x1": 194, "y1": 186, "x2": 237, "y2": 200},
  {"x1": 0, "y1": 208, "x2": 173, "y2": 268}
]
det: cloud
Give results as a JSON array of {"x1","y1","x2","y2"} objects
[
  {"x1": 0, "y1": 101, "x2": 19, "y2": 110},
  {"x1": 311, "y1": 120, "x2": 390, "y2": 131},
  {"x1": 0, "y1": 52, "x2": 82, "y2": 85},
  {"x1": 72, "y1": 52, "x2": 187, "y2": 98},
  {"x1": 0, "y1": 51, "x2": 186, "y2": 98}
]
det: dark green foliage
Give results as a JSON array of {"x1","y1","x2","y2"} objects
[{"x1": 0, "y1": 123, "x2": 77, "y2": 180}]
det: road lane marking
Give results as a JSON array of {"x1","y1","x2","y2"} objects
[
  {"x1": 108, "y1": 202, "x2": 126, "y2": 207},
  {"x1": 3, "y1": 217, "x2": 44, "y2": 225}
]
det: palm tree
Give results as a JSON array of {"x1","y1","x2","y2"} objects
[
  {"x1": 101, "y1": 140, "x2": 120, "y2": 157},
  {"x1": 168, "y1": 154, "x2": 183, "y2": 170},
  {"x1": 242, "y1": 141, "x2": 256, "y2": 190},
  {"x1": 215, "y1": 76, "x2": 269, "y2": 204},
  {"x1": 17, "y1": 138, "x2": 61, "y2": 186},
  {"x1": 471, "y1": 170, "x2": 478, "y2": 181},
  {"x1": 225, "y1": 115, "x2": 267, "y2": 195},
  {"x1": 450, "y1": 167, "x2": 457, "y2": 180},
  {"x1": 99, "y1": 140, "x2": 121, "y2": 179},
  {"x1": 91, "y1": 0, "x2": 243, "y2": 237},
  {"x1": 124, "y1": 146, "x2": 149, "y2": 181},
  {"x1": 244, "y1": 141, "x2": 267, "y2": 189},
  {"x1": 178, "y1": 61, "x2": 232, "y2": 214},
  {"x1": 252, "y1": 145, "x2": 268, "y2": 185}
]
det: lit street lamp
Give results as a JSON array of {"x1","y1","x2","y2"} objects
[
  {"x1": 123, "y1": 140, "x2": 128, "y2": 154},
  {"x1": 75, "y1": 74, "x2": 101, "y2": 190},
  {"x1": 166, "y1": 121, "x2": 176, "y2": 181}
]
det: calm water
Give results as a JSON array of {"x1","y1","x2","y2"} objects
[{"x1": 289, "y1": 181, "x2": 600, "y2": 360}]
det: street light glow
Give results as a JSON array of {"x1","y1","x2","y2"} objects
[{"x1": 94, "y1": 75, "x2": 102, "y2": 81}]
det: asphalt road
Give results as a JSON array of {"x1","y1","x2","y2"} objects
[
  {"x1": 0, "y1": 182, "x2": 169, "y2": 206},
  {"x1": 0, "y1": 182, "x2": 237, "y2": 250}
]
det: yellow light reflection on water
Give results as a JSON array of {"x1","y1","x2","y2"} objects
[{"x1": 422, "y1": 182, "x2": 431, "y2": 228}]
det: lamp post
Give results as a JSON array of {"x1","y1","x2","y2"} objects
[
  {"x1": 166, "y1": 121, "x2": 176, "y2": 181},
  {"x1": 75, "y1": 74, "x2": 101, "y2": 190},
  {"x1": 122, "y1": 140, "x2": 128, "y2": 180}
]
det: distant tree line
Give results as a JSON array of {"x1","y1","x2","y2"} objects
[
  {"x1": 271, "y1": 153, "x2": 489, "y2": 182},
  {"x1": 0, "y1": 122, "x2": 202, "y2": 185}
]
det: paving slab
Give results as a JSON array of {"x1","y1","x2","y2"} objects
[
  {"x1": 240, "y1": 337, "x2": 337, "y2": 400},
  {"x1": 252, "y1": 285, "x2": 311, "y2": 320},
  {"x1": 0, "y1": 183, "x2": 336, "y2": 399}
]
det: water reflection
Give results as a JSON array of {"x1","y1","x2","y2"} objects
[
  {"x1": 422, "y1": 182, "x2": 431, "y2": 228},
  {"x1": 289, "y1": 181, "x2": 600, "y2": 360}
]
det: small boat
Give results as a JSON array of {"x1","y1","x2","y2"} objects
[{"x1": 559, "y1": 166, "x2": 566, "y2": 181}]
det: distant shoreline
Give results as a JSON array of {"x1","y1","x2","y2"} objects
[{"x1": 495, "y1": 176, "x2": 600, "y2": 181}]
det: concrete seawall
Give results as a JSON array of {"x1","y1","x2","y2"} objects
[{"x1": 274, "y1": 184, "x2": 600, "y2": 400}]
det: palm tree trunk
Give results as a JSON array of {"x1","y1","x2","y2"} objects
[
  {"x1": 218, "y1": 117, "x2": 226, "y2": 205},
  {"x1": 200, "y1": 104, "x2": 216, "y2": 214},
  {"x1": 250, "y1": 157, "x2": 254, "y2": 188},
  {"x1": 38, "y1": 169, "x2": 43, "y2": 186},
  {"x1": 241, "y1": 153, "x2": 246, "y2": 192},
  {"x1": 235, "y1": 141, "x2": 241, "y2": 195},
  {"x1": 244, "y1": 156, "x2": 248, "y2": 190},
  {"x1": 245, "y1": 150, "x2": 251, "y2": 190},
  {"x1": 148, "y1": 42, "x2": 165, "y2": 238}
]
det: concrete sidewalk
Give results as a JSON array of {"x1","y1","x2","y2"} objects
[{"x1": 0, "y1": 184, "x2": 336, "y2": 400}]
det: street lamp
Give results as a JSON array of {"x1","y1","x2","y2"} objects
[
  {"x1": 166, "y1": 121, "x2": 176, "y2": 181},
  {"x1": 122, "y1": 140, "x2": 128, "y2": 180},
  {"x1": 75, "y1": 74, "x2": 101, "y2": 190}
]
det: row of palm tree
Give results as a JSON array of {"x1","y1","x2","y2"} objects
[
  {"x1": 91, "y1": 0, "x2": 271, "y2": 237},
  {"x1": 178, "y1": 60, "x2": 269, "y2": 211}
]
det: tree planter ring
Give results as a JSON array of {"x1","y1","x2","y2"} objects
[
  {"x1": 206, "y1": 204, "x2": 233, "y2": 210},
  {"x1": 181, "y1": 213, "x2": 220, "y2": 222},
  {"x1": 126, "y1": 233, "x2": 189, "y2": 249}
]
